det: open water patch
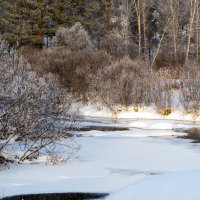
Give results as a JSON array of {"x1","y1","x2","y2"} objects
[{"x1": 2, "y1": 193, "x2": 108, "y2": 200}]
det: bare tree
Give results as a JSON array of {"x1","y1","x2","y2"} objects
[
  {"x1": 195, "y1": 0, "x2": 200, "y2": 61},
  {"x1": 185, "y1": 0, "x2": 198, "y2": 64},
  {"x1": 150, "y1": 18, "x2": 171, "y2": 67},
  {"x1": 133, "y1": 0, "x2": 142, "y2": 55},
  {"x1": 104, "y1": 0, "x2": 112, "y2": 31},
  {"x1": 121, "y1": 0, "x2": 132, "y2": 55}
]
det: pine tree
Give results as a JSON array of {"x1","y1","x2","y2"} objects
[
  {"x1": 0, "y1": 0, "x2": 44, "y2": 47},
  {"x1": 0, "y1": 0, "x2": 107, "y2": 47},
  {"x1": 0, "y1": 0, "x2": 19, "y2": 46},
  {"x1": 84, "y1": 1, "x2": 104, "y2": 38}
]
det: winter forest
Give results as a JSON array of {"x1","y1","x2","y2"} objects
[{"x1": 1, "y1": 0, "x2": 200, "y2": 200}]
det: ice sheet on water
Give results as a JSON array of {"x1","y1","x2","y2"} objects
[
  {"x1": 106, "y1": 170, "x2": 200, "y2": 200},
  {"x1": 1, "y1": 135, "x2": 200, "y2": 198}
]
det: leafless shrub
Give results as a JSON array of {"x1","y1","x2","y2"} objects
[
  {"x1": 186, "y1": 128, "x2": 200, "y2": 142},
  {"x1": 181, "y1": 128, "x2": 200, "y2": 142},
  {"x1": 179, "y1": 65, "x2": 200, "y2": 116},
  {"x1": 99, "y1": 32, "x2": 137, "y2": 59},
  {"x1": 46, "y1": 151, "x2": 68, "y2": 165},
  {"x1": 0, "y1": 54, "x2": 79, "y2": 165},
  {"x1": 24, "y1": 47, "x2": 113, "y2": 102},
  {"x1": 0, "y1": 153, "x2": 13, "y2": 169},
  {"x1": 150, "y1": 70, "x2": 173, "y2": 113},
  {"x1": 153, "y1": 44, "x2": 185, "y2": 69},
  {"x1": 88, "y1": 57, "x2": 151, "y2": 112},
  {"x1": 52, "y1": 23, "x2": 94, "y2": 51}
]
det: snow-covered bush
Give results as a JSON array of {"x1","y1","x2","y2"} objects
[
  {"x1": 0, "y1": 54, "x2": 79, "y2": 166},
  {"x1": 53, "y1": 23, "x2": 94, "y2": 51}
]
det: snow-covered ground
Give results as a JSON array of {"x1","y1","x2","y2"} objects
[
  {"x1": 80, "y1": 118, "x2": 200, "y2": 131},
  {"x1": 79, "y1": 104, "x2": 200, "y2": 121},
  {"x1": 1, "y1": 117, "x2": 200, "y2": 199}
]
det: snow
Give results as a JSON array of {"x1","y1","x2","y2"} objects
[
  {"x1": 1, "y1": 129, "x2": 200, "y2": 198},
  {"x1": 126, "y1": 119, "x2": 200, "y2": 130},
  {"x1": 1, "y1": 114, "x2": 200, "y2": 199},
  {"x1": 106, "y1": 170, "x2": 200, "y2": 200},
  {"x1": 76, "y1": 129, "x2": 187, "y2": 137},
  {"x1": 78, "y1": 104, "x2": 113, "y2": 118},
  {"x1": 78, "y1": 104, "x2": 200, "y2": 121},
  {"x1": 76, "y1": 117, "x2": 200, "y2": 138}
]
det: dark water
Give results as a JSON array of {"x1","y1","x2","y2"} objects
[{"x1": 2, "y1": 193, "x2": 108, "y2": 200}]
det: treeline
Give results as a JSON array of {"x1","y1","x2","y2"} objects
[
  {"x1": 0, "y1": 0, "x2": 105, "y2": 47},
  {"x1": 1, "y1": 0, "x2": 200, "y2": 67}
]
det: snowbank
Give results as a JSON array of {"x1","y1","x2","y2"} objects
[{"x1": 78, "y1": 104, "x2": 200, "y2": 122}]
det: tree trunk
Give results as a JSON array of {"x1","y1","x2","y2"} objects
[{"x1": 185, "y1": 0, "x2": 197, "y2": 65}]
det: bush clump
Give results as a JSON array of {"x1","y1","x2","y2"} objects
[
  {"x1": 0, "y1": 54, "x2": 79, "y2": 166},
  {"x1": 157, "y1": 108, "x2": 172, "y2": 116},
  {"x1": 53, "y1": 23, "x2": 94, "y2": 51}
]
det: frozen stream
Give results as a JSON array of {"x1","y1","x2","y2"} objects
[{"x1": 1, "y1": 118, "x2": 200, "y2": 198}]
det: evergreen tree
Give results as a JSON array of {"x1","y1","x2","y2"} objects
[
  {"x1": 84, "y1": 1, "x2": 104, "y2": 38},
  {"x1": 0, "y1": 0, "x2": 47, "y2": 47},
  {"x1": 0, "y1": 0, "x2": 108, "y2": 47}
]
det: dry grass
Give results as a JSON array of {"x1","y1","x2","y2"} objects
[{"x1": 157, "y1": 108, "x2": 172, "y2": 116}]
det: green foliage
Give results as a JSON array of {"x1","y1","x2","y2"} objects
[
  {"x1": 83, "y1": 1, "x2": 104, "y2": 38},
  {"x1": 0, "y1": 0, "x2": 105, "y2": 47}
]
